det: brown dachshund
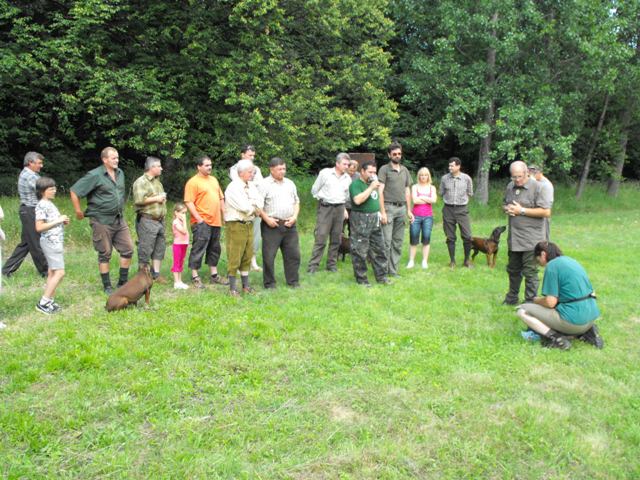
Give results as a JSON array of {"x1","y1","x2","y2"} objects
[
  {"x1": 471, "y1": 226, "x2": 506, "y2": 268},
  {"x1": 105, "y1": 265, "x2": 154, "y2": 312}
]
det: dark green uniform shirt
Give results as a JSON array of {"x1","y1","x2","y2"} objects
[
  {"x1": 71, "y1": 165, "x2": 126, "y2": 224},
  {"x1": 349, "y1": 178, "x2": 380, "y2": 213}
]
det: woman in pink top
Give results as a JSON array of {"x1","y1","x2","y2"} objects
[
  {"x1": 171, "y1": 202, "x2": 190, "y2": 289},
  {"x1": 408, "y1": 167, "x2": 437, "y2": 269}
]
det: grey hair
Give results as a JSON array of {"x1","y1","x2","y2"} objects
[
  {"x1": 336, "y1": 152, "x2": 351, "y2": 163},
  {"x1": 236, "y1": 159, "x2": 255, "y2": 174},
  {"x1": 144, "y1": 156, "x2": 162, "y2": 171},
  {"x1": 24, "y1": 151, "x2": 44, "y2": 166}
]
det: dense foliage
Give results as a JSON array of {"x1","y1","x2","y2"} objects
[{"x1": 1, "y1": 0, "x2": 638, "y2": 199}]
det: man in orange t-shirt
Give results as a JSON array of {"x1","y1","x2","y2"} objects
[{"x1": 184, "y1": 156, "x2": 229, "y2": 288}]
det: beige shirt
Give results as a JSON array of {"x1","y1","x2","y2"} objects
[
  {"x1": 224, "y1": 179, "x2": 264, "y2": 222},
  {"x1": 258, "y1": 176, "x2": 299, "y2": 220}
]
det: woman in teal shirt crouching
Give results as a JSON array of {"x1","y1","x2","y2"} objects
[{"x1": 516, "y1": 241, "x2": 603, "y2": 350}]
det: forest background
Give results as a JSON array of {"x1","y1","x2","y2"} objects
[{"x1": 1, "y1": 0, "x2": 639, "y2": 202}]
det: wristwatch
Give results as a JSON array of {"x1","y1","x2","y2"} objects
[{"x1": 520, "y1": 207, "x2": 525, "y2": 216}]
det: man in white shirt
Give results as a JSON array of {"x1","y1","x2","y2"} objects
[
  {"x1": 307, "y1": 153, "x2": 352, "y2": 273},
  {"x1": 258, "y1": 157, "x2": 301, "y2": 289}
]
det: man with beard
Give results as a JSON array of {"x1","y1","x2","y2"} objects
[{"x1": 378, "y1": 142, "x2": 413, "y2": 276}]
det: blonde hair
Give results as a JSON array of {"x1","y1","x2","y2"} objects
[{"x1": 416, "y1": 167, "x2": 432, "y2": 186}]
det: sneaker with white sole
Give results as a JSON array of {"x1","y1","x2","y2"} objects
[
  {"x1": 422, "y1": 260, "x2": 428, "y2": 269},
  {"x1": 174, "y1": 282, "x2": 189, "y2": 290},
  {"x1": 36, "y1": 301, "x2": 56, "y2": 315},
  {"x1": 406, "y1": 260, "x2": 415, "y2": 269},
  {"x1": 0, "y1": 321, "x2": 7, "y2": 329}
]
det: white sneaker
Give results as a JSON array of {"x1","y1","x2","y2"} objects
[
  {"x1": 0, "y1": 321, "x2": 7, "y2": 329},
  {"x1": 422, "y1": 260, "x2": 428, "y2": 269},
  {"x1": 174, "y1": 282, "x2": 189, "y2": 290},
  {"x1": 406, "y1": 260, "x2": 415, "y2": 269}
]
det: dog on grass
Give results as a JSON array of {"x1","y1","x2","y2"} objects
[
  {"x1": 338, "y1": 218, "x2": 351, "y2": 262},
  {"x1": 471, "y1": 226, "x2": 506, "y2": 268},
  {"x1": 105, "y1": 265, "x2": 154, "y2": 312}
]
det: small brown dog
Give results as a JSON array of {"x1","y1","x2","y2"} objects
[
  {"x1": 105, "y1": 265, "x2": 154, "y2": 312},
  {"x1": 471, "y1": 226, "x2": 506, "y2": 268},
  {"x1": 338, "y1": 218, "x2": 351, "y2": 261}
]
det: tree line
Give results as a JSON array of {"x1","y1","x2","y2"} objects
[{"x1": 1, "y1": 0, "x2": 638, "y2": 202}]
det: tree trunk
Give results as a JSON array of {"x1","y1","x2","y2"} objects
[
  {"x1": 576, "y1": 92, "x2": 609, "y2": 199},
  {"x1": 475, "y1": 12, "x2": 498, "y2": 206},
  {"x1": 607, "y1": 106, "x2": 631, "y2": 196}
]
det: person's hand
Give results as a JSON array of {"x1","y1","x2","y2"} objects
[
  {"x1": 370, "y1": 180, "x2": 381, "y2": 190},
  {"x1": 505, "y1": 201, "x2": 522, "y2": 217},
  {"x1": 59, "y1": 215, "x2": 70, "y2": 225},
  {"x1": 380, "y1": 212, "x2": 388, "y2": 224},
  {"x1": 75, "y1": 210, "x2": 85, "y2": 220},
  {"x1": 264, "y1": 216, "x2": 278, "y2": 228},
  {"x1": 284, "y1": 216, "x2": 296, "y2": 228},
  {"x1": 344, "y1": 209, "x2": 349, "y2": 220},
  {"x1": 408, "y1": 212, "x2": 415, "y2": 223}
]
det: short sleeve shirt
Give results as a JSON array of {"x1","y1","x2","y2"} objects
[
  {"x1": 504, "y1": 177, "x2": 552, "y2": 251},
  {"x1": 183, "y1": 174, "x2": 224, "y2": 226},
  {"x1": 71, "y1": 165, "x2": 126, "y2": 224},
  {"x1": 378, "y1": 163, "x2": 412, "y2": 204},
  {"x1": 349, "y1": 178, "x2": 380, "y2": 213},
  {"x1": 258, "y1": 176, "x2": 299, "y2": 220},
  {"x1": 132, "y1": 173, "x2": 167, "y2": 218},
  {"x1": 542, "y1": 256, "x2": 600, "y2": 325},
  {"x1": 35, "y1": 199, "x2": 64, "y2": 246}
]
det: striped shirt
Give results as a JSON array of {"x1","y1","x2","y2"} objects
[
  {"x1": 258, "y1": 176, "x2": 299, "y2": 220},
  {"x1": 224, "y1": 179, "x2": 264, "y2": 222},
  {"x1": 310, "y1": 167, "x2": 351, "y2": 204},
  {"x1": 18, "y1": 167, "x2": 40, "y2": 207},
  {"x1": 439, "y1": 172, "x2": 473, "y2": 206}
]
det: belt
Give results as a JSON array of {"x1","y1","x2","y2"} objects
[
  {"x1": 444, "y1": 203, "x2": 467, "y2": 207},
  {"x1": 228, "y1": 219, "x2": 252, "y2": 224},
  {"x1": 384, "y1": 202, "x2": 406, "y2": 207},
  {"x1": 320, "y1": 201, "x2": 344, "y2": 207},
  {"x1": 139, "y1": 213, "x2": 164, "y2": 222}
]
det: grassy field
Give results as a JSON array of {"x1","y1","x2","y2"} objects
[{"x1": 1, "y1": 182, "x2": 639, "y2": 479}]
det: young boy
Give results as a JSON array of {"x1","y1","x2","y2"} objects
[{"x1": 34, "y1": 177, "x2": 69, "y2": 314}]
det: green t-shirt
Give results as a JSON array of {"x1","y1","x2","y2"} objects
[
  {"x1": 542, "y1": 256, "x2": 600, "y2": 325},
  {"x1": 349, "y1": 178, "x2": 380, "y2": 213}
]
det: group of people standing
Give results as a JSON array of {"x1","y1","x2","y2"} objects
[{"x1": 0, "y1": 144, "x2": 603, "y2": 351}]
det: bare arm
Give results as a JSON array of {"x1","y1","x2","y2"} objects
[
  {"x1": 533, "y1": 295, "x2": 558, "y2": 309},
  {"x1": 36, "y1": 215, "x2": 69, "y2": 233},
  {"x1": 353, "y1": 181, "x2": 380, "y2": 205},
  {"x1": 70, "y1": 191, "x2": 84, "y2": 220},
  {"x1": 184, "y1": 201, "x2": 203, "y2": 224},
  {"x1": 504, "y1": 202, "x2": 551, "y2": 218}
]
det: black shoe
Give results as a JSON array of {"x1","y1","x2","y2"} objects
[
  {"x1": 307, "y1": 267, "x2": 318, "y2": 274},
  {"x1": 104, "y1": 286, "x2": 114, "y2": 295},
  {"x1": 463, "y1": 260, "x2": 473, "y2": 268},
  {"x1": 502, "y1": 297, "x2": 519, "y2": 306},
  {"x1": 326, "y1": 267, "x2": 338, "y2": 273},
  {"x1": 377, "y1": 277, "x2": 393, "y2": 285},
  {"x1": 578, "y1": 325, "x2": 604, "y2": 349},
  {"x1": 357, "y1": 280, "x2": 371, "y2": 288},
  {"x1": 449, "y1": 261, "x2": 456, "y2": 269},
  {"x1": 541, "y1": 334, "x2": 571, "y2": 350}
]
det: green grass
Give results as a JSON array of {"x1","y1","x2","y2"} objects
[{"x1": 1, "y1": 183, "x2": 639, "y2": 479}]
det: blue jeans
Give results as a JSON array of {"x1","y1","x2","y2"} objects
[{"x1": 409, "y1": 215, "x2": 433, "y2": 245}]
